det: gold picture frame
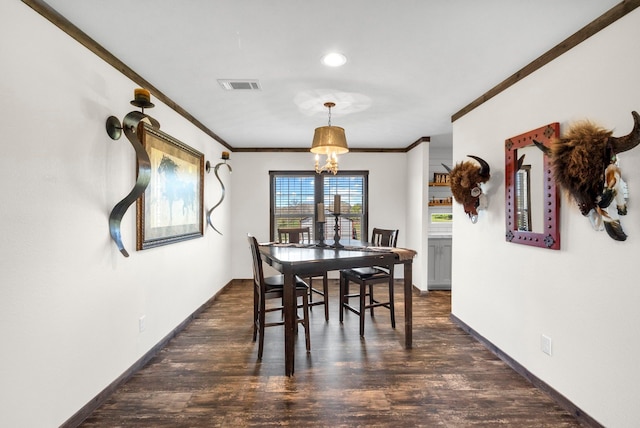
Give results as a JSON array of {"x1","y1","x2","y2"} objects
[{"x1": 136, "y1": 123, "x2": 204, "y2": 250}]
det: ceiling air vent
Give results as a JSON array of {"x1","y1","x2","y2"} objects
[{"x1": 217, "y1": 79, "x2": 261, "y2": 90}]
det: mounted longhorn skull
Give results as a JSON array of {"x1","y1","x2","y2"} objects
[
  {"x1": 443, "y1": 155, "x2": 491, "y2": 223},
  {"x1": 536, "y1": 111, "x2": 640, "y2": 241}
]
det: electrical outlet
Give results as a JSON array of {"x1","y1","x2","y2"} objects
[
  {"x1": 541, "y1": 334, "x2": 552, "y2": 356},
  {"x1": 139, "y1": 315, "x2": 146, "y2": 332}
]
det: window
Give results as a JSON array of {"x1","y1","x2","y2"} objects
[{"x1": 270, "y1": 171, "x2": 368, "y2": 242}]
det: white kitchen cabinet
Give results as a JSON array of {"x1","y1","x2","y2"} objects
[{"x1": 427, "y1": 237, "x2": 452, "y2": 290}]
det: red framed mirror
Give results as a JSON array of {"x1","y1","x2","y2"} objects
[{"x1": 505, "y1": 123, "x2": 560, "y2": 250}]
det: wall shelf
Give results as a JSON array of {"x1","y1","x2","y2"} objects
[{"x1": 428, "y1": 181, "x2": 452, "y2": 206}]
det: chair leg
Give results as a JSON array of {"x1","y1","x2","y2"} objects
[
  {"x1": 369, "y1": 283, "x2": 375, "y2": 316},
  {"x1": 302, "y1": 291, "x2": 311, "y2": 352},
  {"x1": 257, "y1": 299, "x2": 266, "y2": 360},
  {"x1": 359, "y1": 281, "x2": 366, "y2": 337},
  {"x1": 308, "y1": 274, "x2": 329, "y2": 322},
  {"x1": 339, "y1": 273, "x2": 345, "y2": 323},
  {"x1": 322, "y1": 273, "x2": 329, "y2": 322},
  {"x1": 253, "y1": 288, "x2": 258, "y2": 342},
  {"x1": 389, "y1": 278, "x2": 396, "y2": 329}
]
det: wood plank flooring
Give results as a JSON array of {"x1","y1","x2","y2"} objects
[{"x1": 80, "y1": 280, "x2": 582, "y2": 427}]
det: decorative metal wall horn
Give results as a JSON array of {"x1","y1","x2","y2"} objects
[
  {"x1": 442, "y1": 155, "x2": 491, "y2": 223},
  {"x1": 535, "y1": 111, "x2": 640, "y2": 241},
  {"x1": 105, "y1": 88, "x2": 160, "y2": 256},
  {"x1": 206, "y1": 151, "x2": 232, "y2": 235}
]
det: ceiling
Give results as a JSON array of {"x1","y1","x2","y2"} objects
[{"x1": 37, "y1": 0, "x2": 619, "y2": 151}]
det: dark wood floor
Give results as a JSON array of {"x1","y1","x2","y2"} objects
[{"x1": 81, "y1": 280, "x2": 582, "y2": 427}]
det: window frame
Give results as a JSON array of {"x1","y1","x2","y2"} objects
[{"x1": 269, "y1": 170, "x2": 369, "y2": 243}]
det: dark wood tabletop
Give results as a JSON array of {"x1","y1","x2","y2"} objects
[{"x1": 259, "y1": 242, "x2": 414, "y2": 376}]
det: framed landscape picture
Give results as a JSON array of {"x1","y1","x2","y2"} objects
[{"x1": 136, "y1": 123, "x2": 204, "y2": 250}]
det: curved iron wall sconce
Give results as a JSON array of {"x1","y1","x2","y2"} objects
[
  {"x1": 206, "y1": 151, "x2": 232, "y2": 235},
  {"x1": 105, "y1": 89, "x2": 160, "y2": 257}
]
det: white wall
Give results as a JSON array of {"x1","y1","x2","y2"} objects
[
  {"x1": 405, "y1": 141, "x2": 431, "y2": 291},
  {"x1": 0, "y1": 3, "x2": 232, "y2": 426},
  {"x1": 451, "y1": 9, "x2": 640, "y2": 428}
]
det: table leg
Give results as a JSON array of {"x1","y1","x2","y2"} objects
[
  {"x1": 404, "y1": 261, "x2": 413, "y2": 348},
  {"x1": 283, "y1": 271, "x2": 296, "y2": 376}
]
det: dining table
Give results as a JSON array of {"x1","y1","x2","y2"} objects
[{"x1": 258, "y1": 241, "x2": 415, "y2": 376}]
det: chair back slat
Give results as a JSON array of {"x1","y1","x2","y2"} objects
[
  {"x1": 371, "y1": 228, "x2": 399, "y2": 247},
  {"x1": 278, "y1": 227, "x2": 310, "y2": 244}
]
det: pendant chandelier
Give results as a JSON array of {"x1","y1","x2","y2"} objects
[{"x1": 311, "y1": 102, "x2": 349, "y2": 174}]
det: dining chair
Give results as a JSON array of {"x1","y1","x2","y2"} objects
[
  {"x1": 277, "y1": 227, "x2": 330, "y2": 321},
  {"x1": 248, "y1": 234, "x2": 310, "y2": 359},
  {"x1": 339, "y1": 228, "x2": 399, "y2": 336}
]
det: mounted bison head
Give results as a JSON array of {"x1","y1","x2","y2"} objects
[
  {"x1": 537, "y1": 111, "x2": 640, "y2": 241},
  {"x1": 443, "y1": 155, "x2": 491, "y2": 223}
]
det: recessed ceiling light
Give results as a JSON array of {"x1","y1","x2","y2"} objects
[{"x1": 321, "y1": 52, "x2": 347, "y2": 67}]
